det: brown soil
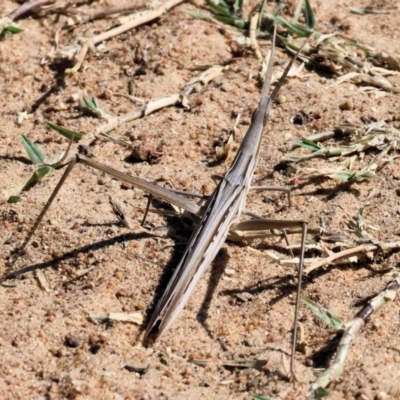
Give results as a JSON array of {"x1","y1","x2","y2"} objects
[{"x1": 1, "y1": 1, "x2": 400, "y2": 399}]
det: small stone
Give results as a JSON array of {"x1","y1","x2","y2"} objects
[
  {"x1": 234, "y1": 292, "x2": 253, "y2": 302},
  {"x1": 376, "y1": 392, "x2": 388, "y2": 400},
  {"x1": 127, "y1": 143, "x2": 163, "y2": 164},
  {"x1": 50, "y1": 347, "x2": 67, "y2": 357},
  {"x1": 243, "y1": 335, "x2": 264, "y2": 347},
  {"x1": 339, "y1": 99, "x2": 354, "y2": 111},
  {"x1": 245, "y1": 85, "x2": 257, "y2": 94},
  {"x1": 292, "y1": 112, "x2": 304, "y2": 125},
  {"x1": 65, "y1": 335, "x2": 81, "y2": 348},
  {"x1": 88, "y1": 336, "x2": 103, "y2": 354},
  {"x1": 276, "y1": 94, "x2": 287, "y2": 104},
  {"x1": 124, "y1": 364, "x2": 150, "y2": 375},
  {"x1": 121, "y1": 182, "x2": 133, "y2": 190}
]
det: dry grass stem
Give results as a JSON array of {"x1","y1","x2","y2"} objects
[
  {"x1": 309, "y1": 269, "x2": 400, "y2": 396},
  {"x1": 304, "y1": 242, "x2": 400, "y2": 274},
  {"x1": 64, "y1": 0, "x2": 185, "y2": 74},
  {"x1": 8, "y1": 0, "x2": 55, "y2": 20},
  {"x1": 98, "y1": 65, "x2": 226, "y2": 136},
  {"x1": 249, "y1": 13, "x2": 262, "y2": 61}
]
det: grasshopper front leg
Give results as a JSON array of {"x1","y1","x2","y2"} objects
[{"x1": 7, "y1": 153, "x2": 202, "y2": 269}]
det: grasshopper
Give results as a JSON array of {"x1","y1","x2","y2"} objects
[
  {"x1": 7, "y1": 28, "x2": 308, "y2": 376},
  {"x1": 144, "y1": 31, "x2": 308, "y2": 376}
]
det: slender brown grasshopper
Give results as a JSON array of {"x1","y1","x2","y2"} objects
[{"x1": 7, "y1": 28, "x2": 307, "y2": 376}]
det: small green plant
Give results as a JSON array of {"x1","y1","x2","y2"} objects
[
  {"x1": 191, "y1": 0, "x2": 400, "y2": 93},
  {"x1": 0, "y1": 17, "x2": 23, "y2": 40},
  {"x1": 189, "y1": 0, "x2": 316, "y2": 37},
  {"x1": 79, "y1": 96, "x2": 113, "y2": 119},
  {"x1": 6, "y1": 122, "x2": 82, "y2": 203}
]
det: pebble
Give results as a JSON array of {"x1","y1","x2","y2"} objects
[
  {"x1": 64, "y1": 335, "x2": 81, "y2": 348},
  {"x1": 339, "y1": 99, "x2": 354, "y2": 111},
  {"x1": 243, "y1": 335, "x2": 264, "y2": 347},
  {"x1": 276, "y1": 94, "x2": 287, "y2": 104}
]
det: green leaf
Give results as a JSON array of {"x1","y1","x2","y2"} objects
[
  {"x1": 267, "y1": 14, "x2": 313, "y2": 37},
  {"x1": 217, "y1": 0, "x2": 230, "y2": 9},
  {"x1": 252, "y1": 396, "x2": 277, "y2": 400},
  {"x1": 205, "y1": 0, "x2": 232, "y2": 17},
  {"x1": 46, "y1": 121, "x2": 82, "y2": 141},
  {"x1": 79, "y1": 97, "x2": 113, "y2": 119},
  {"x1": 234, "y1": 0, "x2": 243, "y2": 16},
  {"x1": 260, "y1": 2, "x2": 284, "y2": 32},
  {"x1": 189, "y1": 2, "x2": 247, "y2": 29},
  {"x1": 3, "y1": 25, "x2": 23, "y2": 34},
  {"x1": 299, "y1": 138, "x2": 320, "y2": 151},
  {"x1": 333, "y1": 170, "x2": 376, "y2": 182},
  {"x1": 6, "y1": 166, "x2": 54, "y2": 203},
  {"x1": 304, "y1": 0, "x2": 316, "y2": 29},
  {"x1": 212, "y1": 14, "x2": 247, "y2": 29},
  {"x1": 303, "y1": 297, "x2": 343, "y2": 329},
  {"x1": 80, "y1": 96, "x2": 99, "y2": 110},
  {"x1": 356, "y1": 204, "x2": 370, "y2": 229},
  {"x1": 187, "y1": 10, "x2": 210, "y2": 20},
  {"x1": 292, "y1": 0, "x2": 304, "y2": 24},
  {"x1": 0, "y1": 25, "x2": 23, "y2": 39},
  {"x1": 333, "y1": 171, "x2": 354, "y2": 181},
  {"x1": 314, "y1": 387, "x2": 330, "y2": 397},
  {"x1": 22, "y1": 166, "x2": 54, "y2": 191},
  {"x1": 8, "y1": 195, "x2": 21, "y2": 203},
  {"x1": 355, "y1": 171, "x2": 376, "y2": 181},
  {"x1": 21, "y1": 135, "x2": 45, "y2": 164}
]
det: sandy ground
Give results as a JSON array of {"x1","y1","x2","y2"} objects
[{"x1": 1, "y1": 0, "x2": 400, "y2": 399}]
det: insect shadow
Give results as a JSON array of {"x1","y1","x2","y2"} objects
[{"x1": 3, "y1": 231, "x2": 155, "y2": 281}]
